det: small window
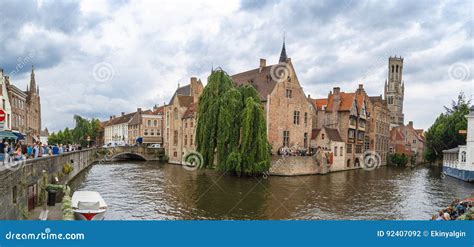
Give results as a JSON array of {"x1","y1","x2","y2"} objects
[
  {"x1": 286, "y1": 89, "x2": 292, "y2": 98},
  {"x1": 340, "y1": 147, "x2": 343, "y2": 156},
  {"x1": 334, "y1": 146, "x2": 338, "y2": 156},
  {"x1": 184, "y1": 135, "x2": 187, "y2": 146},
  {"x1": 321, "y1": 133, "x2": 325, "y2": 140},
  {"x1": 347, "y1": 144, "x2": 352, "y2": 153}
]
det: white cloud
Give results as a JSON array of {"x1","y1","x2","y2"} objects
[{"x1": 0, "y1": 0, "x2": 472, "y2": 131}]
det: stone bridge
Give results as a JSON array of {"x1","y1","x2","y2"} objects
[
  {"x1": 98, "y1": 146, "x2": 165, "y2": 161},
  {"x1": 0, "y1": 147, "x2": 166, "y2": 220}
]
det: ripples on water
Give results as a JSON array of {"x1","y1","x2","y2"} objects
[{"x1": 68, "y1": 161, "x2": 474, "y2": 220}]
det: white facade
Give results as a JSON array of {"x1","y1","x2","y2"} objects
[
  {"x1": 0, "y1": 70, "x2": 12, "y2": 131},
  {"x1": 104, "y1": 123, "x2": 129, "y2": 143}
]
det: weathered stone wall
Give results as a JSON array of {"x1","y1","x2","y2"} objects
[
  {"x1": 0, "y1": 149, "x2": 98, "y2": 220},
  {"x1": 269, "y1": 155, "x2": 329, "y2": 176}
]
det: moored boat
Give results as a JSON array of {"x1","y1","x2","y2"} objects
[
  {"x1": 71, "y1": 191, "x2": 107, "y2": 220},
  {"x1": 442, "y1": 106, "x2": 474, "y2": 182}
]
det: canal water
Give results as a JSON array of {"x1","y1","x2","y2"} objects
[{"x1": 69, "y1": 161, "x2": 474, "y2": 220}]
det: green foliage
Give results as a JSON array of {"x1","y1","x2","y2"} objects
[
  {"x1": 62, "y1": 163, "x2": 74, "y2": 175},
  {"x1": 196, "y1": 69, "x2": 234, "y2": 168},
  {"x1": 388, "y1": 153, "x2": 409, "y2": 166},
  {"x1": 48, "y1": 115, "x2": 102, "y2": 147},
  {"x1": 424, "y1": 92, "x2": 471, "y2": 163},
  {"x1": 239, "y1": 97, "x2": 271, "y2": 175},
  {"x1": 196, "y1": 69, "x2": 270, "y2": 176}
]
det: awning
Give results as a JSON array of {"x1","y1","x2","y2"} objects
[
  {"x1": 0, "y1": 131, "x2": 18, "y2": 140},
  {"x1": 12, "y1": 132, "x2": 25, "y2": 140}
]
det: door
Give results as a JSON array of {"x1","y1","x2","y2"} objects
[{"x1": 27, "y1": 184, "x2": 37, "y2": 211}]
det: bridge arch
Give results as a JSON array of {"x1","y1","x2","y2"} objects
[{"x1": 107, "y1": 152, "x2": 147, "y2": 161}]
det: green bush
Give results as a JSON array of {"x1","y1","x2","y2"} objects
[
  {"x1": 62, "y1": 163, "x2": 74, "y2": 175},
  {"x1": 388, "y1": 153, "x2": 409, "y2": 166}
]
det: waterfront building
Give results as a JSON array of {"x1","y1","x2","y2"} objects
[
  {"x1": 231, "y1": 41, "x2": 314, "y2": 153},
  {"x1": 310, "y1": 127, "x2": 346, "y2": 171},
  {"x1": 368, "y1": 95, "x2": 391, "y2": 165},
  {"x1": 389, "y1": 121, "x2": 425, "y2": 164},
  {"x1": 103, "y1": 111, "x2": 136, "y2": 144},
  {"x1": 128, "y1": 106, "x2": 164, "y2": 145},
  {"x1": 310, "y1": 85, "x2": 370, "y2": 169},
  {"x1": 0, "y1": 70, "x2": 12, "y2": 131},
  {"x1": 384, "y1": 56, "x2": 405, "y2": 127},
  {"x1": 5, "y1": 77, "x2": 27, "y2": 136},
  {"x1": 163, "y1": 77, "x2": 203, "y2": 164},
  {"x1": 442, "y1": 105, "x2": 474, "y2": 182}
]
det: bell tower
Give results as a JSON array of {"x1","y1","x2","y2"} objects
[{"x1": 384, "y1": 56, "x2": 405, "y2": 127}]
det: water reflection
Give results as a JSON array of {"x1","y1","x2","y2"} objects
[{"x1": 68, "y1": 161, "x2": 474, "y2": 220}]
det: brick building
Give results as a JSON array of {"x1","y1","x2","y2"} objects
[
  {"x1": 368, "y1": 96, "x2": 391, "y2": 165},
  {"x1": 231, "y1": 42, "x2": 314, "y2": 153},
  {"x1": 390, "y1": 121, "x2": 425, "y2": 164},
  {"x1": 128, "y1": 106, "x2": 164, "y2": 145},
  {"x1": 163, "y1": 77, "x2": 203, "y2": 164}
]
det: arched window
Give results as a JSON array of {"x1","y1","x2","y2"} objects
[
  {"x1": 461, "y1": 151, "x2": 467, "y2": 162},
  {"x1": 391, "y1": 65, "x2": 394, "y2": 73},
  {"x1": 347, "y1": 159, "x2": 351, "y2": 167},
  {"x1": 396, "y1": 65, "x2": 399, "y2": 73},
  {"x1": 173, "y1": 108, "x2": 178, "y2": 120}
]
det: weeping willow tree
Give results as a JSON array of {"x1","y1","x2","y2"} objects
[
  {"x1": 196, "y1": 69, "x2": 270, "y2": 176},
  {"x1": 238, "y1": 97, "x2": 271, "y2": 175},
  {"x1": 196, "y1": 69, "x2": 234, "y2": 168}
]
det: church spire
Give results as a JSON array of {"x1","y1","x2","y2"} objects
[
  {"x1": 30, "y1": 65, "x2": 36, "y2": 93},
  {"x1": 278, "y1": 34, "x2": 288, "y2": 63}
]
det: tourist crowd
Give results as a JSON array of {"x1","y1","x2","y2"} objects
[
  {"x1": 432, "y1": 199, "x2": 473, "y2": 220},
  {"x1": 0, "y1": 139, "x2": 82, "y2": 162}
]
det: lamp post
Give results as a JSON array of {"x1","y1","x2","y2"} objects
[{"x1": 86, "y1": 136, "x2": 91, "y2": 148}]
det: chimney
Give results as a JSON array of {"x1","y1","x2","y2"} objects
[
  {"x1": 190, "y1": 77, "x2": 197, "y2": 85},
  {"x1": 259, "y1": 58, "x2": 266, "y2": 72},
  {"x1": 357, "y1": 84, "x2": 365, "y2": 93},
  {"x1": 121, "y1": 112, "x2": 125, "y2": 116},
  {"x1": 408, "y1": 121, "x2": 413, "y2": 128},
  {"x1": 333, "y1": 87, "x2": 340, "y2": 95},
  {"x1": 137, "y1": 108, "x2": 142, "y2": 113},
  {"x1": 307, "y1": 94, "x2": 311, "y2": 99},
  {"x1": 110, "y1": 116, "x2": 113, "y2": 120}
]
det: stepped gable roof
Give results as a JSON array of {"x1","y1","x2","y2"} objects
[
  {"x1": 311, "y1": 128, "x2": 321, "y2": 139},
  {"x1": 231, "y1": 65, "x2": 278, "y2": 102},
  {"x1": 324, "y1": 127, "x2": 343, "y2": 142},
  {"x1": 183, "y1": 102, "x2": 197, "y2": 119}
]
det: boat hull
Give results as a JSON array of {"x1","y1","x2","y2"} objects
[
  {"x1": 443, "y1": 166, "x2": 474, "y2": 182},
  {"x1": 73, "y1": 210, "x2": 106, "y2": 221}
]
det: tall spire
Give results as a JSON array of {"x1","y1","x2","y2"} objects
[
  {"x1": 279, "y1": 33, "x2": 288, "y2": 63},
  {"x1": 30, "y1": 65, "x2": 36, "y2": 93}
]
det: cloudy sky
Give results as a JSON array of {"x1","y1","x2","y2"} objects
[{"x1": 0, "y1": 0, "x2": 472, "y2": 131}]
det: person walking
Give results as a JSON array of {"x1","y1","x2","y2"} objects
[{"x1": 33, "y1": 143, "x2": 39, "y2": 158}]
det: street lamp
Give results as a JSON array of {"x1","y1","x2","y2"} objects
[{"x1": 86, "y1": 135, "x2": 91, "y2": 148}]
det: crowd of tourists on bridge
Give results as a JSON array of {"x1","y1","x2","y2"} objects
[
  {"x1": 0, "y1": 139, "x2": 82, "y2": 162},
  {"x1": 432, "y1": 198, "x2": 474, "y2": 220}
]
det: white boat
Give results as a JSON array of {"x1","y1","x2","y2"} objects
[{"x1": 71, "y1": 191, "x2": 107, "y2": 220}]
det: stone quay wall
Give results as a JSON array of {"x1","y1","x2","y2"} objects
[{"x1": 0, "y1": 149, "x2": 99, "y2": 220}]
